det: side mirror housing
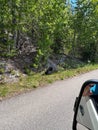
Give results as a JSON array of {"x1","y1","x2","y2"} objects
[{"x1": 72, "y1": 79, "x2": 98, "y2": 130}]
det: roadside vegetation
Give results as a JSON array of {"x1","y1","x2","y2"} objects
[
  {"x1": 1, "y1": 0, "x2": 98, "y2": 99},
  {"x1": 0, "y1": 64, "x2": 98, "y2": 99}
]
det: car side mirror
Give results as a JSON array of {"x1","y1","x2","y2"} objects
[{"x1": 72, "y1": 79, "x2": 98, "y2": 130}]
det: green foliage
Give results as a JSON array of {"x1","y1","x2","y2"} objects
[
  {"x1": 71, "y1": 0, "x2": 98, "y2": 62},
  {"x1": 0, "y1": 68, "x2": 5, "y2": 74},
  {"x1": 0, "y1": 87, "x2": 8, "y2": 97},
  {"x1": 1, "y1": 63, "x2": 98, "y2": 98},
  {"x1": 1, "y1": 0, "x2": 98, "y2": 67},
  {"x1": 24, "y1": 66, "x2": 31, "y2": 75}
]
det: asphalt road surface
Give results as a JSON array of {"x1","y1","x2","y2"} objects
[{"x1": 0, "y1": 70, "x2": 98, "y2": 130}]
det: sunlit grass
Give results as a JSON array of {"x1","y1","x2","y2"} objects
[{"x1": 0, "y1": 64, "x2": 98, "y2": 99}]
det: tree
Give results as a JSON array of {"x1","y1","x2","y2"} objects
[{"x1": 71, "y1": 0, "x2": 98, "y2": 62}]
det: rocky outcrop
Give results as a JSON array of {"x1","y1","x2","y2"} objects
[
  {"x1": 0, "y1": 59, "x2": 21, "y2": 83},
  {"x1": 0, "y1": 53, "x2": 84, "y2": 82}
]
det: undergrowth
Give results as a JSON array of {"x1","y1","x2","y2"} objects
[{"x1": 0, "y1": 64, "x2": 98, "y2": 98}]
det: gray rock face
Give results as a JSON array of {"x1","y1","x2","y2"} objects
[{"x1": 0, "y1": 59, "x2": 21, "y2": 83}]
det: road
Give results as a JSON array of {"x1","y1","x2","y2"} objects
[{"x1": 0, "y1": 70, "x2": 98, "y2": 130}]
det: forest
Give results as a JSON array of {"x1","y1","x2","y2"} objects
[{"x1": 0, "y1": 0, "x2": 98, "y2": 71}]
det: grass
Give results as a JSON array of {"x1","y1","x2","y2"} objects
[{"x1": 0, "y1": 63, "x2": 98, "y2": 99}]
